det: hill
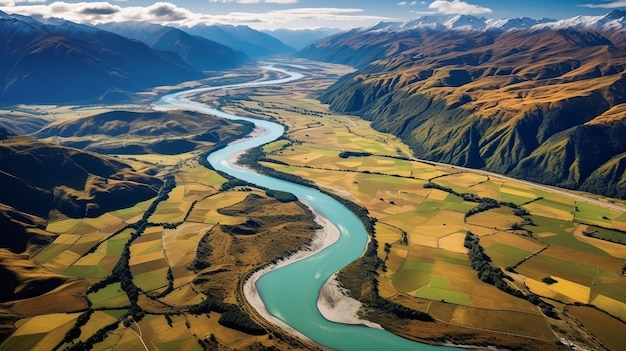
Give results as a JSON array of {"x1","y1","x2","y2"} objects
[
  {"x1": 300, "y1": 13, "x2": 626, "y2": 198},
  {"x1": 0, "y1": 12, "x2": 204, "y2": 105},
  {"x1": 35, "y1": 109, "x2": 254, "y2": 155},
  {"x1": 0, "y1": 136, "x2": 163, "y2": 218}
]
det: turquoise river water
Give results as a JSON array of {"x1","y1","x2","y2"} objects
[{"x1": 153, "y1": 65, "x2": 459, "y2": 351}]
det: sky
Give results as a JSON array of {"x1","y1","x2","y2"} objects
[{"x1": 1, "y1": 0, "x2": 625, "y2": 30}]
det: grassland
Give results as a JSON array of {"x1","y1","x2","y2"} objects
[{"x1": 2, "y1": 60, "x2": 625, "y2": 351}]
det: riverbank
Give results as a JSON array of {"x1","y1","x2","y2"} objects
[{"x1": 241, "y1": 202, "x2": 384, "y2": 345}]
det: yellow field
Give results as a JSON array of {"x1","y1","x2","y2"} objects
[
  {"x1": 12, "y1": 313, "x2": 77, "y2": 336},
  {"x1": 535, "y1": 276, "x2": 590, "y2": 303},
  {"x1": 573, "y1": 224, "x2": 626, "y2": 259},
  {"x1": 591, "y1": 295, "x2": 626, "y2": 321},
  {"x1": 523, "y1": 202, "x2": 573, "y2": 220},
  {"x1": 466, "y1": 207, "x2": 519, "y2": 230},
  {"x1": 438, "y1": 232, "x2": 469, "y2": 253}
]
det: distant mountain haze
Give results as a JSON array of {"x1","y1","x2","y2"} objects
[
  {"x1": 262, "y1": 28, "x2": 341, "y2": 50},
  {"x1": 97, "y1": 21, "x2": 249, "y2": 71},
  {"x1": 182, "y1": 24, "x2": 295, "y2": 58},
  {"x1": 300, "y1": 11, "x2": 626, "y2": 199}
]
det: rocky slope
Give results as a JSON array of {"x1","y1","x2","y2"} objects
[{"x1": 301, "y1": 12, "x2": 626, "y2": 198}]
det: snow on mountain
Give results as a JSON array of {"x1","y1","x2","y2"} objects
[{"x1": 368, "y1": 10, "x2": 626, "y2": 32}]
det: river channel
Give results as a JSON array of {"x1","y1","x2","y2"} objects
[{"x1": 153, "y1": 65, "x2": 458, "y2": 351}]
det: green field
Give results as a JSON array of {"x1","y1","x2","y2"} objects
[
  {"x1": 531, "y1": 216, "x2": 608, "y2": 255},
  {"x1": 88, "y1": 283, "x2": 130, "y2": 309},
  {"x1": 392, "y1": 260, "x2": 433, "y2": 293},
  {"x1": 575, "y1": 201, "x2": 623, "y2": 226}
]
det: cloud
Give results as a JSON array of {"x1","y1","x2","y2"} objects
[
  {"x1": 579, "y1": 0, "x2": 626, "y2": 8},
  {"x1": 0, "y1": 1, "x2": 390, "y2": 28},
  {"x1": 397, "y1": 1, "x2": 418, "y2": 5},
  {"x1": 78, "y1": 3, "x2": 120, "y2": 15},
  {"x1": 209, "y1": 0, "x2": 299, "y2": 3},
  {"x1": 428, "y1": 0, "x2": 492, "y2": 15}
]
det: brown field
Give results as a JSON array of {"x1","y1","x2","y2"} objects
[
  {"x1": 591, "y1": 295, "x2": 626, "y2": 321},
  {"x1": 465, "y1": 207, "x2": 520, "y2": 230},
  {"x1": 9, "y1": 280, "x2": 90, "y2": 316},
  {"x1": 568, "y1": 305, "x2": 626, "y2": 351},
  {"x1": 428, "y1": 303, "x2": 553, "y2": 339}
]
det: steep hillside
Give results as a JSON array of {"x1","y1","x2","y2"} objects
[
  {"x1": 35, "y1": 110, "x2": 254, "y2": 155},
  {"x1": 306, "y1": 18, "x2": 626, "y2": 198},
  {"x1": 97, "y1": 22, "x2": 249, "y2": 71},
  {"x1": 0, "y1": 136, "x2": 162, "y2": 218},
  {"x1": 0, "y1": 12, "x2": 204, "y2": 105}
]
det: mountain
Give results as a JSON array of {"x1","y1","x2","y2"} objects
[
  {"x1": 359, "y1": 10, "x2": 626, "y2": 32},
  {"x1": 0, "y1": 12, "x2": 204, "y2": 105},
  {"x1": 262, "y1": 28, "x2": 341, "y2": 50},
  {"x1": 300, "y1": 14, "x2": 626, "y2": 198},
  {"x1": 183, "y1": 24, "x2": 295, "y2": 58},
  {"x1": 97, "y1": 21, "x2": 249, "y2": 71},
  {"x1": 0, "y1": 135, "x2": 163, "y2": 218}
]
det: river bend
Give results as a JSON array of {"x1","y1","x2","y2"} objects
[{"x1": 153, "y1": 65, "x2": 458, "y2": 351}]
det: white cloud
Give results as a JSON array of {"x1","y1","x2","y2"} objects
[
  {"x1": 579, "y1": 1, "x2": 626, "y2": 8},
  {"x1": 0, "y1": 1, "x2": 390, "y2": 29},
  {"x1": 209, "y1": 0, "x2": 299, "y2": 3},
  {"x1": 428, "y1": 0, "x2": 492, "y2": 15}
]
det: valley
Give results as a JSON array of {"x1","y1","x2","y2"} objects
[{"x1": 0, "y1": 61, "x2": 624, "y2": 351}]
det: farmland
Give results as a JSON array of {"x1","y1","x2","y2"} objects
[
  {"x1": 201, "y1": 60, "x2": 626, "y2": 350},
  {"x1": 1, "y1": 61, "x2": 625, "y2": 351}
]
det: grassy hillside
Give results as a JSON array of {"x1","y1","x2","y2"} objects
[{"x1": 36, "y1": 110, "x2": 254, "y2": 155}]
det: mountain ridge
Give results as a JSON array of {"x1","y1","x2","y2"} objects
[
  {"x1": 303, "y1": 14, "x2": 626, "y2": 198},
  {"x1": 0, "y1": 12, "x2": 208, "y2": 105}
]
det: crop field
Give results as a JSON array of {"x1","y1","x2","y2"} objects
[
  {"x1": 427, "y1": 303, "x2": 553, "y2": 339},
  {"x1": 63, "y1": 229, "x2": 133, "y2": 277},
  {"x1": 480, "y1": 232, "x2": 544, "y2": 268},
  {"x1": 432, "y1": 172, "x2": 489, "y2": 192},
  {"x1": 1, "y1": 313, "x2": 79, "y2": 351},
  {"x1": 465, "y1": 206, "x2": 519, "y2": 230},
  {"x1": 568, "y1": 305, "x2": 626, "y2": 351},
  {"x1": 575, "y1": 201, "x2": 623, "y2": 227}
]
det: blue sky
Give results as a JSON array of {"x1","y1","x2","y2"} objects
[{"x1": 1, "y1": 0, "x2": 625, "y2": 29}]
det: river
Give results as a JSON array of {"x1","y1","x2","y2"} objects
[{"x1": 153, "y1": 65, "x2": 459, "y2": 351}]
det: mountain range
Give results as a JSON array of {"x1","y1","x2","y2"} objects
[
  {"x1": 97, "y1": 21, "x2": 249, "y2": 72},
  {"x1": 0, "y1": 12, "x2": 306, "y2": 105},
  {"x1": 0, "y1": 11, "x2": 206, "y2": 105},
  {"x1": 300, "y1": 10, "x2": 626, "y2": 199},
  {"x1": 367, "y1": 10, "x2": 626, "y2": 32},
  {"x1": 183, "y1": 24, "x2": 295, "y2": 58}
]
